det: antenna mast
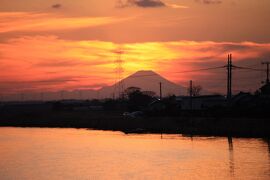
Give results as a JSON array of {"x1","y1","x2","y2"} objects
[{"x1": 262, "y1": 61, "x2": 270, "y2": 84}]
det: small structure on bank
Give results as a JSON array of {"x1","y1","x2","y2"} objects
[{"x1": 259, "y1": 83, "x2": 270, "y2": 97}]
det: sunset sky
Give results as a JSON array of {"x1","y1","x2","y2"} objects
[{"x1": 1, "y1": 0, "x2": 270, "y2": 98}]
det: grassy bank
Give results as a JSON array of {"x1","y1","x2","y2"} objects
[{"x1": 0, "y1": 110, "x2": 269, "y2": 138}]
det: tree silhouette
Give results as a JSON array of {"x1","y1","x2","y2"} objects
[
  {"x1": 188, "y1": 85, "x2": 202, "y2": 96},
  {"x1": 124, "y1": 87, "x2": 154, "y2": 111},
  {"x1": 142, "y1": 91, "x2": 156, "y2": 97},
  {"x1": 123, "y1": 87, "x2": 141, "y2": 99}
]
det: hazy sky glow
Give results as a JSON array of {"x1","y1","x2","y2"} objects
[{"x1": 0, "y1": 0, "x2": 270, "y2": 98}]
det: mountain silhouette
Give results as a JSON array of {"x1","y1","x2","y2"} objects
[
  {"x1": 6, "y1": 71, "x2": 189, "y2": 101},
  {"x1": 98, "y1": 70, "x2": 187, "y2": 98}
]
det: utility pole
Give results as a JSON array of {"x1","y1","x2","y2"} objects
[
  {"x1": 79, "y1": 91, "x2": 82, "y2": 100},
  {"x1": 189, "y1": 80, "x2": 193, "y2": 110},
  {"x1": 96, "y1": 91, "x2": 100, "y2": 100},
  {"x1": 40, "y1": 92, "x2": 44, "y2": 101},
  {"x1": 60, "y1": 91, "x2": 64, "y2": 100},
  {"x1": 159, "y1": 82, "x2": 162, "y2": 100},
  {"x1": 21, "y1": 93, "x2": 25, "y2": 102},
  {"x1": 227, "y1": 54, "x2": 232, "y2": 100},
  {"x1": 262, "y1": 61, "x2": 270, "y2": 84},
  {"x1": 189, "y1": 80, "x2": 193, "y2": 97}
]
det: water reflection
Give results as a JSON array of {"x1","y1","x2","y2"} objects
[
  {"x1": 267, "y1": 139, "x2": 270, "y2": 155},
  {"x1": 268, "y1": 139, "x2": 270, "y2": 176},
  {"x1": 262, "y1": 138, "x2": 270, "y2": 161},
  {"x1": 227, "y1": 136, "x2": 234, "y2": 177},
  {"x1": 264, "y1": 138, "x2": 270, "y2": 174},
  {"x1": 0, "y1": 128, "x2": 269, "y2": 180}
]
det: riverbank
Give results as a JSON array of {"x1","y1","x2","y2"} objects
[{"x1": 0, "y1": 110, "x2": 269, "y2": 138}]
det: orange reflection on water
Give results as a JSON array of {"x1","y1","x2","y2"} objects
[{"x1": 0, "y1": 128, "x2": 269, "y2": 179}]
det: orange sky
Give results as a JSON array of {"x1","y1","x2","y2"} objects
[{"x1": 0, "y1": 0, "x2": 270, "y2": 98}]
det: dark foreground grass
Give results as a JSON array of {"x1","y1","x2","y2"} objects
[{"x1": 0, "y1": 110, "x2": 269, "y2": 138}]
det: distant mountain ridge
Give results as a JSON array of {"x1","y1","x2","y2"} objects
[
  {"x1": 4, "y1": 70, "x2": 188, "y2": 101},
  {"x1": 98, "y1": 70, "x2": 187, "y2": 98}
]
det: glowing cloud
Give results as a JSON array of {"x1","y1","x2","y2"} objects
[
  {"x1": 165, "y1": 3, "x2": 189, "y2": 9},
  {"x1": 0, "y1": 36, "x2": 269, "y2": 95}
]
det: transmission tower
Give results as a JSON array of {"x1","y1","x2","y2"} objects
[{"x1": 114, "y1": 48, "x2": 125, "y2": 99}]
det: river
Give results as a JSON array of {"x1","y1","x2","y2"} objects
[{"x1": 0, "y1": 127, "x2": 269, "y2": 179}]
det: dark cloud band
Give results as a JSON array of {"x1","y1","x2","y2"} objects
[
  {"x1": 195, "y1": 0, "x2": 222, "y2": 5},
  {"x1": 52, "y1": 4, "x2": 62, "y2": 9},
  {"x1": 117, "y1": 0, "x2": 165, "y2": 8}
]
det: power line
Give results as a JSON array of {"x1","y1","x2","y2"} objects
[
  {"x1": 232, "y1": 69, "x2": 262, "y2": 73},
  {"x1": 129, "y1": 66, "x2": 225, "y2": 79},
  {"x1": 174, "y1": 66, "x2": 226, "y2": 74},
  {"x1": 244, "y1": 63, "x2": 262, "y2": 68},
  {"x1": 233, "y1": 66, "x2": 265, "y2": 72}
]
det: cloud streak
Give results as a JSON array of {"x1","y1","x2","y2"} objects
[
  {"x1": 195, "y1": 0, "x2": 222, "y2": 5},
  {"x1": 0, "y1": 12, "x2": 131, "y2": 33}
]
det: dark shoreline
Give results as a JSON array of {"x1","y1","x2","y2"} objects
[{"x1": 0, "y1": 111, "x2": 269, "y2": 138}]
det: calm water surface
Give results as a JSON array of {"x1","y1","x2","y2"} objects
[{"x1": 0, "y1": 127, "x2": 269, "y2": 180}]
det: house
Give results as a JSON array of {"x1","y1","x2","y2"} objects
[
  {"x1": 259, "y1": 83, "x2": 270, "y2": 97},
  {"x1": 231, "y1": 92, "x2": 254, "y2": 106}
]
